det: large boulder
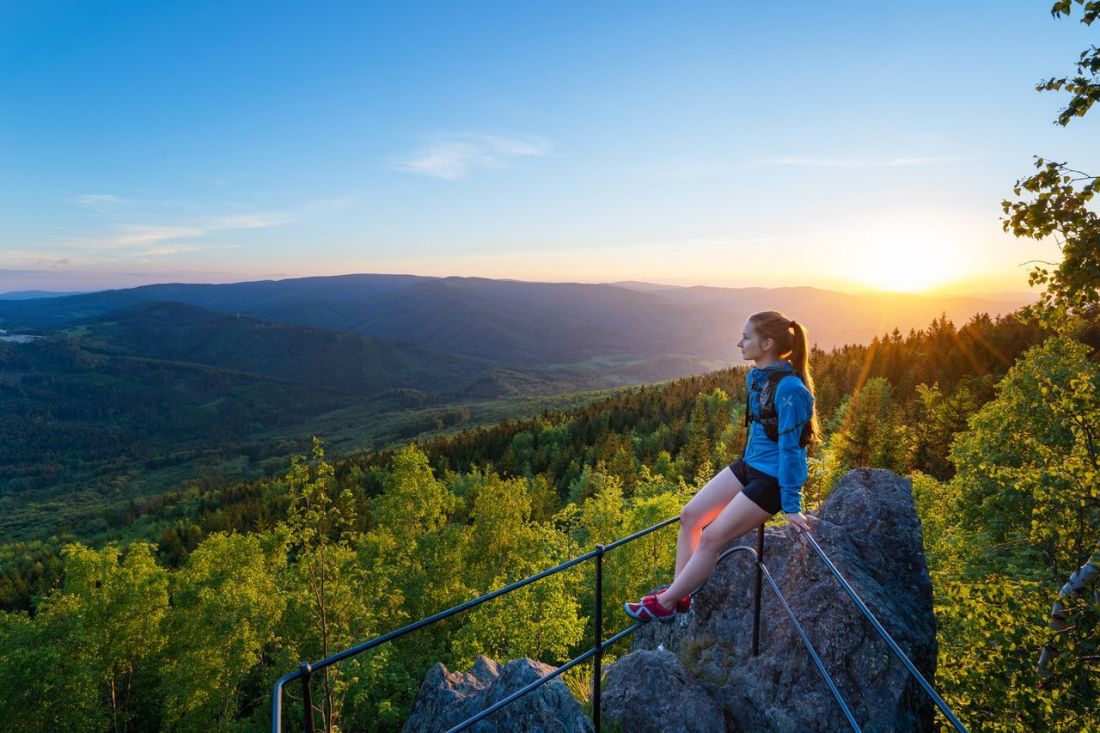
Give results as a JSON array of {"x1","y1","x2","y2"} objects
[
  {"x1": 600, "y1": 648, "x2": 726, "y2": 731},
  {"x1": 607, "y1": 469, "x2": 937, "y2": 733},
  {"x1": 401, "y1": 655, "x2": 593, "y2": 733}
]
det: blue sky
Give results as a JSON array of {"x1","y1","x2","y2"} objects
[{"x1": 0, "y1": 0, "x2": 1095, "y2": 293}]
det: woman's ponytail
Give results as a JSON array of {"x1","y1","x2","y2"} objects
[{"x1": 789, "y1": 321, "x2": 819, "y2": 443}]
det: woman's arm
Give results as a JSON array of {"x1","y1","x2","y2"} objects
[{"x1": 775, "y1": 379, "x2": 813, "y2": 530}]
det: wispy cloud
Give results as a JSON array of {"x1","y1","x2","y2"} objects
[
  {"x1": 74, "y1": 193, "x2": 130, "y2": 206},
  {"x1": 392, "y1": 132, "x2": 552, "y2": 180},
  {"x1": 43, "y1": 192, "x2": 358, "y2": 266},
  {"x1": 108, "y1": 226, "x2": 206, "y2": 247},
  {"x1": 0, "y1": 249, "x2": 96, "y2": 269},
  {"x1": 84, "y1": 211, "x2": 293, "y2": 250},
  {"x1": 205, "y1": 212, "x2": 294, "y2": 230},
  {"x1": 136, "y1": 244, "x2": 211, "y2": 256}
]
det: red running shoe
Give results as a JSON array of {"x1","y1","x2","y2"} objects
[
  {"x1": 654, "y1": 585, "x2": 692, "y2": 613},
  {"x1": 624, "y1": 593, "x2": 677, "y2": 623}
]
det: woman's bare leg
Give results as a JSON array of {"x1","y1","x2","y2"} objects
[
  {"x1": 674, "y1": 468, "x2": 745, "y2": 581},
  {"x1": 659, "y1": 493, "x2": 772, "y2": 608}
]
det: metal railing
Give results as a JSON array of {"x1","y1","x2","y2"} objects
[
  {"x1": 801, "y1": 532, "x2": 968, "y2": 732},
  {"x1": 272, "y1": 518, "x2": 967, "y2": 733}
]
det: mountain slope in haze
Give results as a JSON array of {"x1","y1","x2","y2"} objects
[
  {"x1": 323, "y1": 277, "x2": 731, "y2": 365},
  {"x1": 0, "y1": 274, "x2": 1035, "y2": 376},
  {"x1": 0, "y1": 290, "x2": 89, "y2": 300},
  {"x1": 0, "y1": 300, "x2": 617, "y2": 540},
  {"x1": 76, "y1": 300, "x2": 495, "y2": 396},
  {"x1": 0, "y1": 275, "x2": 726, "y2": 367},
  {"x1": 630, "y1": 284, "x2": 1037, "y2": 346},
  {"x1": 0, "y1": 274, "x2": 431, "y2": 330}
]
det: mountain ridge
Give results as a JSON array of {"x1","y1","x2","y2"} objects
[{"x1": 0, "y1": 274, "x2": 1035, "y2": 366}]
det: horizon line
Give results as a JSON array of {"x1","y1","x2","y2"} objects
[{"x1": 0, "y1": 270, "x2": 1039, "y2": 301}]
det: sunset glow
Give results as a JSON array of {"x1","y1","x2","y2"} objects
[
  {"x1": 1, "y1": 2, "x2": 1091, "y2": 296},
  {"x1": 821, "y1": 212, "x2": 990, "y2": 294},
  {"x1": 850, "y1": 253, "x2": 948, "y2": 293}
]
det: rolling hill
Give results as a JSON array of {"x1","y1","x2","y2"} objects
[
  {"x1": 0, "y1": 301, "x2": 614, "y2": 540},
  {"x1": 0, "y1": 274, "x2": 1035, "y2": 374}
]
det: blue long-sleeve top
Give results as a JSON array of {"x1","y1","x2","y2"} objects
[{"x1": 742, "y1": 360, "x2": 814, "y2": 513}]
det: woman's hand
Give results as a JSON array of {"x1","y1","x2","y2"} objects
[{"x1": 784, "y1": 511, "x2": 811, "y2": 534}]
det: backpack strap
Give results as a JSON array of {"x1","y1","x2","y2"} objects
[{"x1": 746, "y1": 371, "x2": 807, "y2": 446}]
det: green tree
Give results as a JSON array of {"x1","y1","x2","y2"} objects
[
  {"x1": 992, "y1": 4, "x2": 1100, "y2": 719},
  {"x1": 451, "y1": 469, "x2": 585, "y2": 667},
  {"x1": 160, "y1": 532, "x2": 286, "y2": 732},
  {"x1": 345, "y1": 444, "x2": 465, "y2": 729},
  {"x1": 38, "y1": 543, "x2": 168, "y2": 733},
  {"x1": 827, "y1": 377, "x2": 908, "y2": 475},
  {"x1": 951, "y1": 337, "x2": 1100, "y2": 576},
  {"x1": 933, "y1": 578, "x2": 1073, "y2": 731},
  {"x1": 907, "y1": 383, "x2": 978, "y2": 480},
  {"x1": 367, "y1": 443, "x2": 462, "y2": 622},
  {"x1": 280, "y1": 439, "x2": 374, "y2": 733},
  {"x1": 1002, "y1": 2, "x2": 1098, "y2": 321},
  {"x1": 947, "y1": 336, "x2": 1100, "y2": 726},
  {"x1": 0, "y1": 608, "x2": 102, "y2": 732}
]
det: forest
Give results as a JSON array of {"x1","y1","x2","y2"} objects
[{"x1": 1, "y1": 299, "x2": 1097, "y2": 731}]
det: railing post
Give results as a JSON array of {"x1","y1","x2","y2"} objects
[
  {"x1": 300, "y1": 662, "x2": 314, "y2": 733},
  {"x1": 752, "y1": 524, "x2": 764, "y2": 656},
  {"x1": 593, "y1": 544, "x2": 604, "y2": 733}
]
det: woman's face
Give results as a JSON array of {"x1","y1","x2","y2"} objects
[{"x1": 737, "y1": 320, "x2": 772, "y2": 362}]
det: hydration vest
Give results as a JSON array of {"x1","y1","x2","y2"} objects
[{"x1": 744, "y1": 370, "x2": 812, "y2": 448}]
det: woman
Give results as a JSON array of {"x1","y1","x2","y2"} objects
[{"x1": 625, "y1": 310, "x2": 818, "y2": 621}]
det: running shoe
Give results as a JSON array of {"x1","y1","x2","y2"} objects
[
  {"x1": 624, "y1": 593, "x2": 676, "y2": 622},
  {"x1": 655, "y1": 584, "x2": 692, "y2": 613}
]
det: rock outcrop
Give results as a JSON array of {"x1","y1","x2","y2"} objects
[
  {"x1": 607, "y1": 468, "x2": 937, "y2": 733},
  {"x1": 600, "y1": 648, "x2": 726, "y2": 731},
  {"x1": 401, "y1": 655, "x2": 593, "y2": 733}
]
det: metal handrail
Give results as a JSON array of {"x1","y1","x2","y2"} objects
[
  {"x1": 272, "y1": 517, "x2": 678, "y2": 733},
  {"x1": 715, "y1": 544, "x2": 862, "y2": 731},
  {"x1": 273, "y1": 519, "x2": 967, "y2": 733},
  {"x1": 802, "y1": 532, "x2": 969, "y2": 733},
  {"x1": 271, "y1": 547, "x2": 602, "y2": 730}
]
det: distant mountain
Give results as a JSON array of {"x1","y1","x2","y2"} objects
[
  {"x1": 77, "y1": 300, "x2": 493, "y2": 396},
  {"x1": 633, "y1": 284, "x2": 1037, "y2": 347},
  {"x1": 606, "y1": 280, "x2": 682, "y2": 293},
  {"x1": 0, "y1": 290, "x2": 89, "y2": 300},
  {"x1": 0, "y1": 274, "x2": 433, "y2": 329},
  {"x1": 0, "y1": 274, "x2": 1035, "y2": 376}
]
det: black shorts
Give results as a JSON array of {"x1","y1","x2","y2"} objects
[{"x1": 729, "y1": 458, "x2": 782, "y2": 516}]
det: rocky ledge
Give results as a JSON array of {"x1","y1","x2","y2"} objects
[
  {"x1": 401, "y1": 655, "x2": 592, "y2": 733},
  {"x1": 615, "y1": 468, "x2": 937, "y2": 732}
]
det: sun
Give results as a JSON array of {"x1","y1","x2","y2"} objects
[
  {"x1": 847, "y1": 246, "x2": 951, "y2": 293},
  {"x1": 832, "y1": 216, "x2": 975, "y2": 294}
]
